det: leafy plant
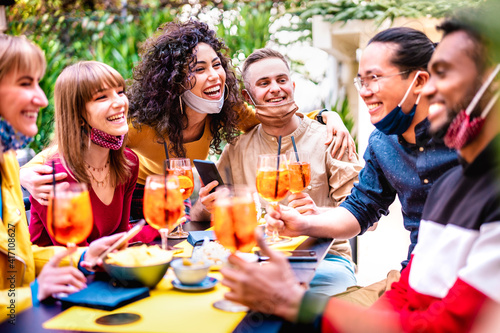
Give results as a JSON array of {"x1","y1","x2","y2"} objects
[
  {"x1": 279, "y1": 0, "x2": 484, "y2": 45},
  {"x1": 6, "y1": 0, "x2": 360, "y2": 152},
  {"x1": 215, "y1": 1, "x2": 274, "y2": 67},
  {"x1": 7, "y1": 5, "x2": 176, "y2": 152}
]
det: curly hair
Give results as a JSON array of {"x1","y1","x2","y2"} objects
[{"x1": 127, "y1": 20, "x2": 242, "y2": 157}]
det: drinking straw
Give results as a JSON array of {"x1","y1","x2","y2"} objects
[
  {"x1": 51, "y1": 160, "x2": 56, "y2": 238},
  {"x1": 291, "y1": 136, "x2": 300, "y2": 162},
  {"x1": 291, "y1": 136, "x2": 306, "y2": 188},
  {"x1": 163, "y1": 160, "x2": 168, "y2": 224},
  {"x1": 274, "y1": 136, "x2": 282, "y2": 198},
  {"x1": 163, "y1": 142, "x2": 170, "y2": 207},
  {"x1": 52, "y1": 160, "x2": 56, "y2": 192},
  {"x1": 163, "y1": 142, "x2": 170, "y2": 164}
]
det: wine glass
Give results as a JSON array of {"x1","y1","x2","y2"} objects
[
  {"x1": 143, "y1": 175, "x2": 184, "y2": 250},
  {"x1": 212, "y1": 185, "x2": 259, "y2": 312},
  {"x1": 166, "y1": 158, "x2": 194, "y2": 239},
  {"x1": 47, "y1": 183, "x2": 93, "y2": 266},
  {"x1": 286, "y1": 150, "x2": 311, "y2": 194},
  {"x1": 256, "y1": 154, "x2": 291, "y2": 244}
]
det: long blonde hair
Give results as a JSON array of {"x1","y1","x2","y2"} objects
[
  {"x1": 0, "y1": 34, "x2": 46, "y2": 83},
  {"x1": 53, "y1": 61, "x2": 132, "y2": 185}
]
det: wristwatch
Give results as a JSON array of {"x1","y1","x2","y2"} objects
[{"x1": 316, "y1": 108, "x2": 328, "y2": 125}]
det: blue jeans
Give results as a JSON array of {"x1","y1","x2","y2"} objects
[{"x1": 309, "y1": 254, "x2": 357, "y2": 296}]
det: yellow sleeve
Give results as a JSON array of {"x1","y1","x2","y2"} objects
[
  {"x1": 306, "y1": 110, "x2": 320, "y2": 120},
  {"x1": 31, "y1": 245, "x2": 85, "y2": 275},
  {"x1": 236, "y1": 102, "x2": 260, "y2": 133},
  {"x1": 1, "y1": 286, "x2": 33, "y2": 323},
  {"x1": 20, "y1": 147, "x2": 57, "y2": 169}
]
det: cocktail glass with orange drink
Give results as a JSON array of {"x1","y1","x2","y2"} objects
[
  {"x1": 286, "y1": 150, "x2": 311, "y2": 193},
  {"x1": 143, "y1": 175, "x2": 184, "y2": 250},
  {"x1": 212, "y1": 185, "x2": 258, "y2": 312},
  {"x1": 47, "y1": 183, "x2": 93, "y2": 266},
  {"x1": 256, "y1": 154, "x2": 291, "y2": 244},
  {"x1": 166, "y1": 158, "x2": 194, "y2": 238}
]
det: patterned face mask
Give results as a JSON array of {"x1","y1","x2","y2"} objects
[
  {"x1": 90, "y1": 127, "x2": 124, "y2": 150},
  {"x1": 444, "y1": 65, "x2": 500, "y2": 150},
  {"x1": 0, "y1": 116, "x2": 33, "y2": 152}
]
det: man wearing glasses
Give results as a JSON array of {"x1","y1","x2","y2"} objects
[
  {"x1": 265, "y1": 27, "x2": 459, "y2": 305},
  {"x1": 221, "y1": 12, "x2": 500, "y2": 331}
]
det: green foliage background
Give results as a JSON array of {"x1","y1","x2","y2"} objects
[
  {"x1": 7, "y1": 0, "x2": 301, "y2": 152},
  {"x1": 6, "y1": 0, "x2": 482, "y2": 152}
]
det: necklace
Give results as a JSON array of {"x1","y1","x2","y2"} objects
[
  {"x1": 85, "y1": 159, "x2": 110, "y2": 188},
  {"x1": 84, "y1": 160, "x2": 109, "y2": 172},
  {"x1": 88, "y1": 169, "x2": 110, "y2": 188}
]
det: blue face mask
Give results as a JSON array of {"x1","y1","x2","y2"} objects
[
  {"x1": 0, "y1": 116, "x2": 33, "y2": 153},
  {"x1": 374, "y1": 71, "x2": 422, "y2": 135}
]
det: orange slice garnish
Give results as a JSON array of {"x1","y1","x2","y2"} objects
[{"x1": 177, "y1": 175, "x2": 194, "y2": 191}]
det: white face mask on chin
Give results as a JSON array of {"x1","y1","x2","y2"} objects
[{"x1": 181, "y1": 89, "x2": 225, "y2": 114}]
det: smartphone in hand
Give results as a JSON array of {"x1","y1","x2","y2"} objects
[
  {"x1": 91, "y1": 219, "x2": 146, "y2": 267},
  {"x1": 193, "y1": 159, "x2": 224, "y2": 193}
]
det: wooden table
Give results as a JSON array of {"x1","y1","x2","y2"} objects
[{"x1": 0, "y1": 222, "x2": 333, "y2": 333}]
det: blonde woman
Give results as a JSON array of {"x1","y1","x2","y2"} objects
[{"x1": 0, "y1": 35, "x2": 122, "y2": 322}]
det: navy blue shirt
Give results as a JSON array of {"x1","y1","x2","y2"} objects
[{"x1": 340, "y1": 118, "x2": 459, "y2": 268}]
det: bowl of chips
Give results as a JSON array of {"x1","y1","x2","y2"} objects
[{"x1": 103, "y1": 245, "x2": 174, "y2": 288}]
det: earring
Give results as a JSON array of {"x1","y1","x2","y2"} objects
[
  {"x1": 224, "y1": 83, "x2": 229, "y2": 101},
  {"x1": 179, "y1": 96, "x2": 184, "y2": 114}
]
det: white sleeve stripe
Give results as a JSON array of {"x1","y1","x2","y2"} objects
[{"x1": 459, "y1": 221, "x2": 500, "y2": 303}]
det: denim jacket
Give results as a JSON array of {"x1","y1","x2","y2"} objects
[{"x1": 340, "y1": 118, "x2": 459, "y2": 268}]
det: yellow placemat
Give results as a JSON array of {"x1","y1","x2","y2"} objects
[
  {"x1": 43, "y1": 234, "x2": 310, "y2": 332},
  {"x1": 172, "y1": 239, "x2": 194, "y2": 258},
  {"x1": 252, "y1": 235, "x2": 308, "y2": 253},
  {"x1": 43, "y1": 271, "x2": 245, "y2": 333}
]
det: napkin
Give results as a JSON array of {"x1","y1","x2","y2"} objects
[
  {"x1": 59, "y1": 280, "x2": 150, "y2": 311},
  {"x1": 187, "y1": 230, "x2": 216, "y2": 246}
]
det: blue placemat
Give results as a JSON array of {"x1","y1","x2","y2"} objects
[{"x1": 58, "y1": 280, "x2": 150, "y2": 311}]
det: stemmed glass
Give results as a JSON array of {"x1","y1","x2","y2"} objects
[
  {"x1": 286, "y1": 150, "x2": 311, "y2": 194},
  {"x1": 212, "y1": 185, "x2": 258, "y2": 312},
  {"x1": 47, "y1": 183, "x2": 93, "y2": 265},
  {"x1": 166, "y1": 158, "x2": 194, "y2": 239},
  {"x1": 143, "y1": 175, "x2": 184, "y2": 250},
  {"x1": 256, "y1": 154, "x2": 291, "y2": 244}
]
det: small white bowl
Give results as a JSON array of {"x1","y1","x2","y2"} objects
[
  {"x1": 235, "y1": 252, "x2": 258, "y2": 263},
  {"x1": 171, "y1": 259, "x2": 211, "y2": 285}
]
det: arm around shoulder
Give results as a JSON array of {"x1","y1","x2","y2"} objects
[{"x1": 236, "y1": 102, "x2": 259, "y2": 132}]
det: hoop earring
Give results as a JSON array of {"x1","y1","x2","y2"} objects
[
  {"x1": 179, "y1": 96, "x2": 184, "y2": 114},
  {"x1": 224, "y1": 83, "x2": 229, "y2": 101}
]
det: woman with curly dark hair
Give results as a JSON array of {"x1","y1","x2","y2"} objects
[
  {"x1": 21, "y1": 20, "x2": 355, "y2": 242},
  {"x1": 125, "y1": 20, "x2": 253, "y2": 234},
  {"x1": 128, "y1": 20, "x2": 243, "y2": 162}
]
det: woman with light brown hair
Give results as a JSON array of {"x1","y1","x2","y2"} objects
[
  {"x1": 28, "y1": 61, "x2": 140, "y2": 246},
  {"x1": 0, "y1": 35, "x2": 122, "y2": 322}
]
